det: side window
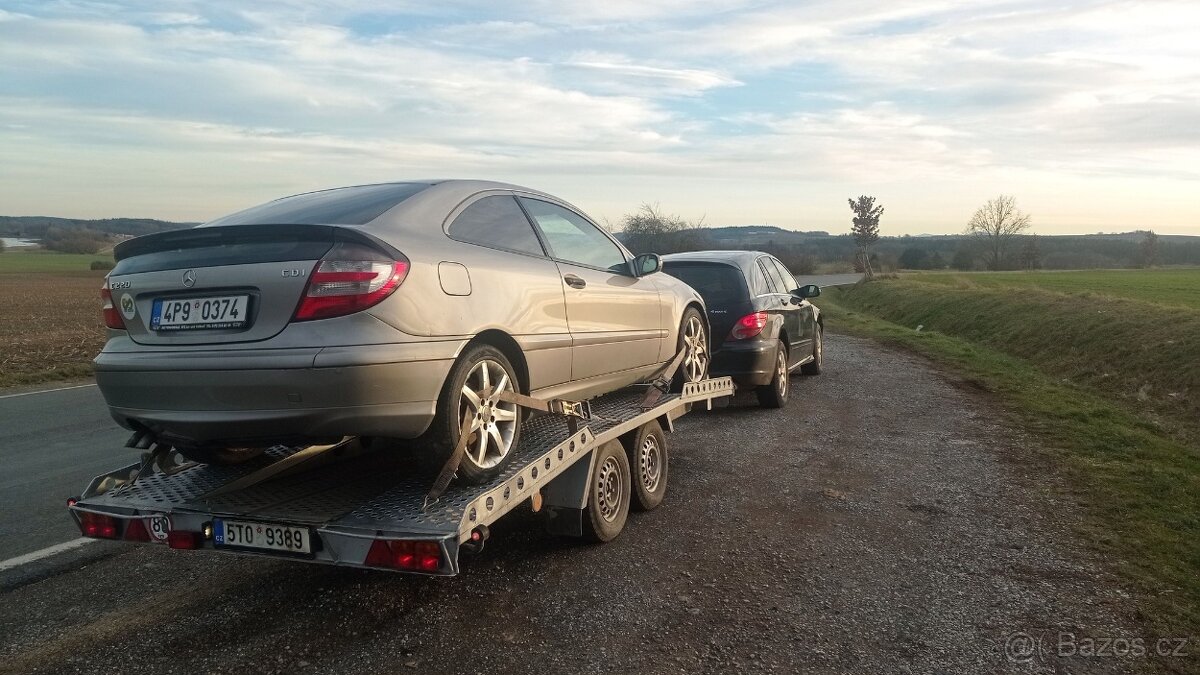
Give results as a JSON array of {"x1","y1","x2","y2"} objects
[
  {"x1": 517, "y1": 198, "x2": 627, "y2": 272},
  {"x1": 758, "y1": 258, "x2": 785, "y2": 294},
  {"x1": 747, "y1": 260, "x2": 770, "y2": 295},
  {"x1": 447, "y1": 195, "x2": 545, "y2": 256},
  {"x1": 769, "y1": 257, "x2": 798, "y2": 293}
]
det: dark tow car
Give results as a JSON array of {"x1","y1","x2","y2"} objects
[{"x1": 661, "y1": 251, "x2": 822, "y2": 408}]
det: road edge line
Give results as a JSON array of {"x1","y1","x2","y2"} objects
[
  {"x1": 0, "y1": 383, "x2": 97, "y2": 400},
  {"x1": 0, "y1": 538, "x2": 99, "y2": 572}
]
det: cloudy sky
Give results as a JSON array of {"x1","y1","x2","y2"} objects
[{"x1": 1, "y1": 1, "x2": 1198, "y2": 235}]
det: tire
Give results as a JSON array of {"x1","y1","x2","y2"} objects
[
  {"x1": 672, "y1": 306, "x2": 709, "y2": 391},
  {"x1": 418, "y1": 343, "x2": 522, "y2": 485},
  {"x1": 582, "y1": 440, "x2": 631, "y2": 542},
  {"x1": 175, "y1": 446, "x2": 266, "y2": 466},
  {"x1": 801, "y1": 324, "x2": 823, "y2": 376},
  {"x1": 756, "y1": 340, "x2": 789, "y2": 409},
  {"x1": 622, "y1": 421, "x2": 668, "y2": 511}
]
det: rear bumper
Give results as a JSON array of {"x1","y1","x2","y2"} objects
[
  {"x1": 710, "y1": 340, "x2": 777, "y2": 387},
  {"x1": 94, "y1": 342, "x2": 462, "y2": 445}
]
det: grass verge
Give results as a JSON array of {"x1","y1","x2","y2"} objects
[{"x1": 822, "y1": 290, "x2": 1199, "y2": 643}]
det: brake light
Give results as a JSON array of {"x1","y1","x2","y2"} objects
[
  {"x1": 100, "y1": 278, "x2": 125, "y2": 329},
  {"x1": 729, "y1": 311, "x2": 769, "y2": 340},
  {"x1": 365, "y1": 539, "x2": 444, "y2": 572},
  {"x1": 293, "y1": 244, "x2": 408, "y2": 321},
  {"x1": 79, "y1": 512, "x2": 119, "y2": 539}
]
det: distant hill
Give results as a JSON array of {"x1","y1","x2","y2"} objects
[
  {"x1": 624, "y1": 224, "x2": 1200, "y2": 270},
  {"x1": 0, "y1": 216, "x2": 195, "y2": 239}
]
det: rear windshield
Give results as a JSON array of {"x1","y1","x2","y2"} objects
[
  {"x1": 206, "y1": 183, "x2": 430, "y2": 227},
  {"x1": 662, "y1": 262, "x2": 750, "y2": 306}
]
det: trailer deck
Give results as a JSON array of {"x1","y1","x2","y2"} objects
[{"x1": 69, "y1": 377, "x2": 733, "y2": 575}]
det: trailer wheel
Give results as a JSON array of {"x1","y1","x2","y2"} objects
[
  {"x1": 623, "y1": 421, "x2": 668, "y2": 511},
  {"x1": 582, "y1": 440, "x2": 631, "y2": 543}
]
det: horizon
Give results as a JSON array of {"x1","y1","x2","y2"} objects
[
  {"x1": 4, "y1": 215, "x2": 1193, "y2": 241},
  {"x1": 1, "y1": 2, "x2": 1198, "y2": 236}
]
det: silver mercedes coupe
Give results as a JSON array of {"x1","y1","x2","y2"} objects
[{"x1": 95, "y1": 181, "x2": 709, "y2": 482}]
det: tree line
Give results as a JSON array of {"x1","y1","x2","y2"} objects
[{"x1": 615, "y1": 197, "x2": 1197, "y2": 272}]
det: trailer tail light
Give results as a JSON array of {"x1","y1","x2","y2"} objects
[
  {"x1": 365, "y1": 539, "x2": 443, "y2": 572},
  {"x1": 167, "y1": 530, "x2": 203, "y2": 549},
  {"x1": 79, "y1": 512, "x2": 119, "y2": 539},
  {"x1": 729, "y1": 311, "x2": 769, "y2": 340},
  {"x1": 100, "y1": 279, "x2": 125, "y2": 329},
  {"x1": 293, "y1": 243, "x2": 409, "y2": 321}
]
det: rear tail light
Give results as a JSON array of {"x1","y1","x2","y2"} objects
[
  {"x1": 79, "y1": 512, "x2": 119, "y2": 539},
  {"x1": 729, "y1": 311, "x2": 769, "y2": 340},
  {"x1": 100, "y1": 278, "x2": 125, "y2": 329},
  {"x1": 293, "y1": 243, "x2": 408, "y2": 321},
  {"x1": 365, "y1": 539, "x2": 443, "y2": 572}
]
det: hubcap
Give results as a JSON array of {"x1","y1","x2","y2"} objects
[
  {"x1": 777, "y1": 349, "x2": 788, "y2": 398},
  {"x1": 595, "y1": 456, "x2": 624, "y2": 522},
  {"x1": 458, "y1": 359, "x2": 519, "y2": 470},
  {"x1": 638, "y1": 435, "x2": 662, "y2": 492},
  {"x1": 681, "y1": 316, "x2": 708, "y2": 383}
]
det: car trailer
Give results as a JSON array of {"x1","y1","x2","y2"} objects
[{"x1": 67, "y1": 376, "x2": 733, "y2": 576}]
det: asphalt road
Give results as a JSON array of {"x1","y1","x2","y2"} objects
[
  {"x1": 1, "y1": 334, "x2": 1158, "y2": 674},
  {"x1": 0, "y1": 385, "x2": 138, "y2": 559}
]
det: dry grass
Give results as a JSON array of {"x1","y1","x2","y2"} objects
[{"x1": 0, "y1": 271, "x2": 108, "y2": 387}]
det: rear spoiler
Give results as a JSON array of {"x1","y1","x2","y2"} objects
[{"x1": 114, "y1": 224, "x2": 402, "y2": 262}]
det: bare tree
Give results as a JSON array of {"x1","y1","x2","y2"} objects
[
  {"x1": 618, "y1": 203, "x2": 708, "y2": 255},
  {"x1": 848, "y1": 196, "x2": 883, "y2": 278},
  {"x1": 1138, "y1": 230, "x2": 1159, "y2": 268},
  {"x1": 1019, "y1": 235, "x2": 1042, "y2": 270},
  {"x1": 966, "y1": 195, "x2": 1031, "y2": 270}
]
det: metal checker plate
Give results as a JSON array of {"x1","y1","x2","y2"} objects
[
  {"x1": 81, "y1": 387, "x2": 691, "y2": 533},
  {"x1": 88, "y1": 445, "x2": 304, "y2": 510},
  {"x1": 333, "y1": 389, "x2": 675, "y2": 535}
]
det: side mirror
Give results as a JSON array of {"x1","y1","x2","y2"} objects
[
  {"x1": 796, "y1": 284, "x2": 821, "y2": 299},
  {"x1": 633, "y1": 253, "x2": 662, "y2": 276}
]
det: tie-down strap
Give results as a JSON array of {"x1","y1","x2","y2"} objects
[
  {"x1": 422, "y1": 388, "x2": 607, "y2": 509},
  {"x1": 639, "y1": 347, "x2": 688, "y2": 408}
]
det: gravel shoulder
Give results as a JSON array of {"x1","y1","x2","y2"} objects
[{"x1": 0, "y1": 335, "x2": 1159, "y2": 674}]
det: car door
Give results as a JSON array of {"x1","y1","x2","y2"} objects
[
  {"x1": 443, "y1": 193, "x2": 572, "y2": 391},
  {"x1": 756, "y1": 256, "x2": 804, "y2": 363},
  {"x1": 766, "y1": 256, "x2": 814, "y2": 360},
  {"x1": 517, "y1": 197, "x2": 663, "y2": 381}
]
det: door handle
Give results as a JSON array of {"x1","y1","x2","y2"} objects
[{"x1": 564, "y1": 274, "x2": 587, "y2": 289}]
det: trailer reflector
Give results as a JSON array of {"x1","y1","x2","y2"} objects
[
  {"x1": 79, "y1": 512, "x2": 118, "y2": 539},
  {"x1": 124, "y1": 518, "x2": 152, "y2": 542}
]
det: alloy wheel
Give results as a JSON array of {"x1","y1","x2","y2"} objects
[
  {"x1": 458, "y1": 359, "x2": 519, "y2": 469},
  {"x1": 776, "y1": 349, "x2": 788, "y2": 399},
  {"x1": 681, "y1": 315, "x2": 708, "y2": 383}
]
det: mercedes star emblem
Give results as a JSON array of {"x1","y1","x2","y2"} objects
[{"x1": 182, "y1": 269, "x2": 196, "y2": 287}]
